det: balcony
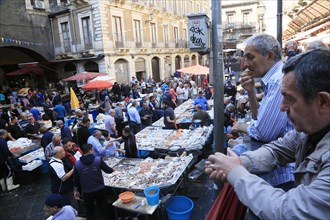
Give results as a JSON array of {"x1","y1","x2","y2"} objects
[
  {"x1": 115, "y1": 41, "x2": 124, "y2": 48},
  {"x1": 224, "y1": 22, "x2": 256, "y2": 30},
  {"x1": 135, "y1": 42, "x2": 142, "y2": 48},
  {"x1": 175, "y1": 40, "x2": 188, "y2": 48}
]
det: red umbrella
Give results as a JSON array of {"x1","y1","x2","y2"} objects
[
  {"x1": 81, "y1": 80, "x2": 113, "y2": 90},
  {"x1": 63, "y1": 72, "x2": 107, "y2": 81},
  {"x1": 6, "y1": 66, "x2": 44, "y2": 76},
  {"x1": 177, "y1": 64, "x2": 209, "y2": 75}
]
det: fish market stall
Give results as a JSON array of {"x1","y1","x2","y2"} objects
[{"x1": 103, "y1": 154, "x2": 193, "y2": 190}]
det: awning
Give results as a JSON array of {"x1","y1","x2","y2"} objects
[
  {"x1": 6, "y1": 66, "x2": 44, "y2": 76},
  {"x1": 283, "y1": 0, "x2": 330, "y2": 40}
]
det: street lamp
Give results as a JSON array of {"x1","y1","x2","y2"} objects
[{"x1": 257, "y1": 2, "x2": 266, "y2": 33}]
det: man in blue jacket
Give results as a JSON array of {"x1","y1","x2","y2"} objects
[
  {"x1": 194, "y1": 91, "x2": 208, "y2": 111},
  {"x1": 73, "y1": 144, "x2": 114, "y2": 220}
]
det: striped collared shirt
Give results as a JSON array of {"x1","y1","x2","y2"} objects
[
  {"x1": 247, "y1": 61, "x2": 295, "y2": 186},
  {"x1": 248, "y1": 61, "x2": 294, "y2": 142}
]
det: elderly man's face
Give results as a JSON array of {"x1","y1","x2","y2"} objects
[
  {"x1": 280, "y1": 71, "x2": 320, "y2": 134},
  {"x1": 30, "y1": 117, "x2": 35, "y2": 123},
  {"x1": 244, "y1": 45, "x2": 272, "y2": 78}
]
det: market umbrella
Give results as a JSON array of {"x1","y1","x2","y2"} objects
[
  {"x1": 70, "y1": 87, "x2": 79, "y2": 109},
  {"x1": 63, "y1": 72, "x2": 107, "y2": 81},
  {"x1": 91, "y1": 76, "x2": 116, "y2": 82},
  {"x1": 81, "y1": 80, "x2": 113, "y2": 90},
  {"x1": 177, "y1": 64, "x2": 209, "y2": 75}
]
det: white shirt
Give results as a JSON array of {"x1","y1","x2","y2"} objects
[
  {"x1": 183, "y1": 88, "x2": 189, "y2": 100},
  {"x1": 49, "y1": 157, "x2": 66, "y2": 179},
  {"x1": 176, "y1": 86, "x2": 185, "y2": 100}
]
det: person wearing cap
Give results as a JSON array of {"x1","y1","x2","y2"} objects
[
  {"x1": 194, "y1": 91, "x2": 208, "y2": 111},
  {"x1": 48, "y1": 147, "x2": 74, "y2": 206},
  {"x1": 56, "y1": 120, "x2": 72, "y2": 141},
  {"x1": 44, "y1": 194, "x2": 77, "y2": 220}
]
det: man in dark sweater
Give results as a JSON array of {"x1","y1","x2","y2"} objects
[
  {"x1": 117, "y1": 126, "x2": 137, "y2": 158},
  {"x1": 73, "y1": 144, "x2": 114, "y2": 220},
  {"x1": 192, "y1": 104, "x2": 211, "y2": 126},
  {"x1": 77, "y1": 118, "x2": 90, "y2": 147}
]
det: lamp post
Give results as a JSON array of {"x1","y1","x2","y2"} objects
[{"x1": 257, "y1": 2, "x2": 266, "y2": 33}]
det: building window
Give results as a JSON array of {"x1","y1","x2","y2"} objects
[
  {"x1": 243, "y1": 12, "x2": 249, "y2": 25},
  {"x1": 162, "y1": 0, "x2": 167, "y2": 11},
  {"x1": 134, "y1": 19, "x2": 142, "y2": 48},
  {"x1": 174, "y1": 27, "x2": 179, "y2": 47},
  {"x1": 183, "y1": 28, "x2": 187, "y2": 48},
  {"x1": 196, "y1": 3, "x2": 200, "y2": 13},
  {"x1": 61, "y1": 22, "x2": 71, "y2": 52},
  {"x1": 227, "y1": 14, "x2": 234, "y2": 28},
  {"x1": 164, "y1": 25, "x2": 169, "y2": 47},
  {"x1": 173, "y1": 0, "x2": 177, "y2": 14},
  {"x1": 82, "y1": 17, "x2": 92, "y2": 50},
  {"x1": 182, "y1": 0, "x2": 186, "y2": 15},
  {"x1": 189, "y1": 1, "x2": 193, "y2": 13},
  {"x1": 113, "y1": 16, "x2": 123, "y2": 47},
  {"x1": 150, "y1": 22, "x2": 157, "y2": 47}
]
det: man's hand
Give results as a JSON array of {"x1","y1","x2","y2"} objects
[
  {"x1": 205, "y1": 148, "x2": 241, "y2": 181},
  {"x1": 240, "y1": 70, "x2": 255, "y2": 93},
  {"x1": 231, "y1": 122, "x2": 248, "y2": 134}
]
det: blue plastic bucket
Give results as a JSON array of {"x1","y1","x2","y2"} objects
[
  {"x1": 144, "y1": 185, "x2": 160, "y2": 206},
  {"x1": 166, "y1": 196, "x2": 194, "y2": 220}
]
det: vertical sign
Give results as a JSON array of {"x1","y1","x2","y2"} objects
[{"x1": 187, "y1": 13, "x2": 210, "y2": 52}]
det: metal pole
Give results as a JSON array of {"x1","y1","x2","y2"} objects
[
  {"x1": 212, "y1": 0, "x2": 224, "y2": 154},
  {"x1": 277, "y1": 0, "x2": 283, "y2": 47}
]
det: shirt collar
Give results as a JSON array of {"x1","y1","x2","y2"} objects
[{"x1": 261, "y1": 61, "x2": 283, "y2": 86}]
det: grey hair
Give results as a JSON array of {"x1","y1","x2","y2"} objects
[
  {"x1": 109, "y1": 109, "x2": 115, "y2": 114},
  {"x1": 306, "y1": 40, "x2": 328, "y2": 51},
  {"x1": 0, "y1": 129, "x2": 8, "y2": 136},
  {"x1": 53, "y1": 146, "x2": 64, "y2": 156},
  {"x1": 245, "y1": 34, "x2": 282, "y2": 61},
  {"x1": 93, "y1": 129, "x2": 101, "y2": 136},
  {"x1": 56, "y1": 120, "x2": 64, "y2": 125},
  {"x1": 282, "y1": 49, "x2": 330, "y2": 103}
]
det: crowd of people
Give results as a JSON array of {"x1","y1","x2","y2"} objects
[{"x1": 0, "y1": 32, "x2": 329, "y2": 219}]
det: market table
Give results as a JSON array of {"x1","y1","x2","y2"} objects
[
  {"x1": 8, "y1": 138, "x2": 40, "y2": 156},
  {"x1": 103, "y1": 155, "x2": 193, "y2": 190},
  {"x1": 128, "y1": 126, "x2": 213, "y2": 153},
  {"x1": 112, "y1": 195, "x2": 161, "y2": 220}
]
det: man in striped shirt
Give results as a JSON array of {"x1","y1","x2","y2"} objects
[{"x1": 232, "y1": 34, "x2": 295, "y2": 191}]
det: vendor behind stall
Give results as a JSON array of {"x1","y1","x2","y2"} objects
[
  {"x1": 6, "y1": 116, "x2": 25, "y2": 141},
  {"x1": 192, "y1": 104, "x2": 211, "y2": 126},
  {"x1": 24, "y1": 116, "x2": 40, "y2": 138},
  {"x1": 0, "y1": 129, "x2": 20, "y2": 191},
  {"x1": 163, "y1": 100, "x2": 176, "y2": 129},
  {"x1": 77, "y1": 118, "x2": 90, "y2": 147},
  {"x1": 117, "y1": 126, "x2": 137, "y2": 158}
]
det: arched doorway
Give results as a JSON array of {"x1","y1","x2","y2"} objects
[
  {"x1": 0, "y1": 46, "x2": 47, "y2": 88},
  {"x1": 84, "y1": 61, "x2": 99, "y2": 72},
  {"x1": 135, "y1": 57, "x2": 146, "y2": 81},
  {"x1": 64, "y1": 63, "x2": 76, "y2": 77},
  {"x1": 114, "y1": 59, "x2": 129, "y2": 83},
  {"x1": 64, "y1": 63, "x2": 77, "y2": 89},
  {"x1": 184, "y1": 55, "x2": 190, "y2": 67},
  {"x1": 175, "y1": 55, "x2": 181, "y2": 71},
  {"x1": 151, "y1": 57, "x2": 160, "y2": 82},
  {"x1": 192, "y1": 54, "x2": 197, "y2": 65},
  {"x1": 164, "y1": 56, "x2": 172, "y2": 79}
]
